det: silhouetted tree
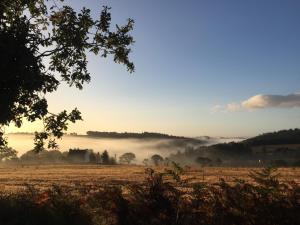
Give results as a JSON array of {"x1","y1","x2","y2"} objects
[
  {"x1": 101, "y1": 150, "x2": 110, "y2": 164},
  {"x1": 89, "y1": 153, "x2": 97, "y2": 163},
  {"x1": 86, "y1": 131, "x2": 187, "y2": 139},
  {"x1": 0, "y1": 0, "x2": 134, "y2": 151},
  {"x1": 151, "y1": 154, "x2": 164, "y2": 166},
  {"x1": 109, "y1": 157, "x2": 117, "y2": 165},
  {"x1": 119, "y1": 152, "x2": 136, "y2": 164},
  {"x1": 0, "y1": 146, "x2": 17, "y2": 161},
  {"x1": 20, "y1": 149, "x2": 64, "y2": 163}
]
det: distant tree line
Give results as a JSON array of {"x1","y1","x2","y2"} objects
[
  {"x1": 86, "y1": 131, "x2": 188, "y2": 139},
  {"x1": 4, "y1": 128, "x2": 300, "y2": 167},
  {"x1": 0, "y1": 147, "x2": 169, "y2": 166}
]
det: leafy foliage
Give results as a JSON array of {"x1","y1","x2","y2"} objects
[
  {"x1": 0, "y1": 0, "x2": 135, "y2": 151},
  {"x1": 0, "y1": 146, "x2": 17, "y2": 161},
  {"x1": 0, "y1": 185, "x2": 94, "y2": 225}
]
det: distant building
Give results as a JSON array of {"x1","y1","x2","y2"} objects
[{"x1": 68, "y1": 149, "x2": 95, "y2": 163}]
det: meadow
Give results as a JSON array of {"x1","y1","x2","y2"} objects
[
  {"x1": 0, "y1": 165, "x2": 299, "y2": 225},
  {"x1": 0, "y1": 164, "x2": 299, "y2": 192}
]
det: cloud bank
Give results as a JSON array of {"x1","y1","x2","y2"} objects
[{"x1": 212, "y1": 93, "x2": 300, "y2": 113}]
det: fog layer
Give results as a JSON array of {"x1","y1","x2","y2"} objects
[{"x1": 7, "y1": 134, "x2": 244, "y2": 163}]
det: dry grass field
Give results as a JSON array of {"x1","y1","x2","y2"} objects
[{"x1": 0, "y1": 164, "x2": 300, "y2": 192}]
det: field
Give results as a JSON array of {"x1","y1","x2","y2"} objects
[
  {"x1": 0, "y1": 164, "x2": 299, "y2": 225},
  {"x1": 1, "y1": 164, "x2": 300, "y2": 192}
]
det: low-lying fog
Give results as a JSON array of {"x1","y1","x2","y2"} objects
[{"x1": 6, "y1": 134, "x2": 245, "y2": 162}]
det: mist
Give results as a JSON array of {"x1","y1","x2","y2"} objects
[{"x1": 6, "y1": 134, "x2": 199, "y2": 163}]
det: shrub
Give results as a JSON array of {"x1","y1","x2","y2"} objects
[{"x1": 0, "y1": 186, "x2": 93, "y2": 225}]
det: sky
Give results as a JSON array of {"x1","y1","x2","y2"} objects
[{"x1": 8, "y1": 0, "x2": 300, "y2": 137}]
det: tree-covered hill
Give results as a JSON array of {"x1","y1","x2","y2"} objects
[
  {"x1": 243, "y1": 129, "x2": 300, "y2": 146},
  {"x1": 87, "y1": 131, "x2": 191, "y2": 140},
  {"x1": 168, "y1": 129, "x2": 300, "y2": 167}
]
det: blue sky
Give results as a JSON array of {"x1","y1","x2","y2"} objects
[{"x1": 10, "y1": 0, "x2": 300, "y2": 137}]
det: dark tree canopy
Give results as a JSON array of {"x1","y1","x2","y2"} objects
[
  {"x1": 0, "y1": 0, "x2": 134, "y2": 150},
  {"x1": 151, "y1": 154, "x2": 164, "y2": 166},
  {"x1": 101, "y1": 150, "x2": 109, "y2": 164}
]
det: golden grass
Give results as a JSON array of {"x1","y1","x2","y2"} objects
[{"x1": 0, "y1": 164, "x2": 299, "y2": 192}]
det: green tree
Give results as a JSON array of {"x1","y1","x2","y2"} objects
[
  {"x1": 0, "y1": 0, "x2": 134, "y2": 151},
  {"x1": 119, "y1": 152, "x2": 136, "y2": 164}
]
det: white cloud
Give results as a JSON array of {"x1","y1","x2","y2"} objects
[
  {"x1": 226, "y1": 102, "x2": 242, "y2": 112},
  {"x1": 212, "y1": 92, "x2": 300, "y2": 113},
  {"x1": 242, "y1": 93, "x2": 300, "y2": 109}
]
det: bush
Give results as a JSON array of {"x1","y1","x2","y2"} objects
[{"x1": 0, "y1": 186, "x2": 93, "y2": 225}]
